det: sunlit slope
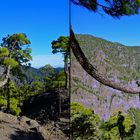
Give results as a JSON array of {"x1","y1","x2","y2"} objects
[{"x1": 71, "y1": 34, "x2": 140, "y2": 119}]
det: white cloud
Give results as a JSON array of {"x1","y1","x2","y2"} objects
[{"x1": 30, "y1": 54, "x2": 64, "y2": 68}]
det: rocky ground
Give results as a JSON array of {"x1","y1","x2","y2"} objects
[{"x1": 0, "y1": 111, "x2": 69, "y2": 140}]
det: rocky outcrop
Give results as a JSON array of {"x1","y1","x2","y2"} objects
[
  {"x1": 0, "y1": 111, "x2": 46, "y2": 140},
  {"x1": 0, "y1": 111, "x2": 68, "y2": 140}
]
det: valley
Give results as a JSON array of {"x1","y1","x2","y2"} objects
[{"x1": 71, "y1": 34, "x2": 140, "y2": 139}]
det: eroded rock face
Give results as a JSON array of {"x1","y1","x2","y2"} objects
[
  {"x1": 71, "y1": 34, "x2": 140, "y2": 120},
  {"x1": 0, "y1": 112, "x2": 68, "y2": 140}
]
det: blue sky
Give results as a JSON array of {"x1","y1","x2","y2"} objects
[
  {"x1": 71, "y1": 2, "x2": 140, "y2": 46},
  {"x1": 0, "y1": 0, "x2": 69, "y2": 68},
  {"x1": 1, "y1": 1, "x2": 140, "y2": 68}
]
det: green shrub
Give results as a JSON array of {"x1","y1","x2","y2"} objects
[
  {"x1": 71, "y1": 102, "x2": 100, "y2": 140},
  {"x1": 0, "y1": 96, "x2": 21, "y2": 116}
]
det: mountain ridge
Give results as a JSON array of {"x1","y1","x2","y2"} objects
[
  {"x1": 71, "y1": 34, "x2": 140, "y2": 120},
  {"x1": 0, "y1": 65, "x2": 64, "y2": 84}
]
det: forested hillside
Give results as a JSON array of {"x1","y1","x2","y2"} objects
[
  {"x1": 0, "y1": 63, "x2": 66, "y2": 115},
  {"x1": 71, "y1": 34, "x2": 140, "y2": 139},
  {"x1": 0, "y1": 65, "x2": 64, "y2": 83}
]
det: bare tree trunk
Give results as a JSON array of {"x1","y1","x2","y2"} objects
[
  {"x1": 7, "y1": 77, "x2": 11, "y2": 113},
  {"x1": 70, "y1": 28, "x2": 140, "y2": 94},
  {"x1": 64, "y1": 55, "x2": 69, "y2": 89},
  {"x1": 65, "y1": 62, "x2": 69, "y2": 89},
  {"x1": 0, "y1": 65, "x2": 11, "y2": 88},
  {"x1": 0, "y1": 65, "x2": 12, "y2": 113}
]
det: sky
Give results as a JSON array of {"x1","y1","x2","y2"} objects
[
  {"x1": 71, "y1": 1, "x2": 140, "y2": 46},
  {"x1": 0, "y1": 0, "x2": 69, "y2": 68},
  {"x1": 1, "y1": 1, "x2": 140, "y2": 68}
]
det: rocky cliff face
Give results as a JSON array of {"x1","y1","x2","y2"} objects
[{"x1": 71, "y1": 34, "x2": 140, "y2": 120}]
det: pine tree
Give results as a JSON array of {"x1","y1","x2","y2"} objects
[
  {"x1": 51, "y1": 36, "x2": 70, "y2": 89},
  {"x1": 0, "y1": 33, "x2": 32, "y2": 113}
]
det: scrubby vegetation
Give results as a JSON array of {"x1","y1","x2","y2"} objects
[
  {"x1": 71, "y1": 102, "x2": 137, "y2": 140},
  {"x1": 0, "y1": 65, "x2": 66, "y2": 116},
  {"x1": 128, "y1": 108, "x2": 140, "y2": 140}
]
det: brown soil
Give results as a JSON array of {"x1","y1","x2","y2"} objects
[{"x1": 0, "y1": 111, "x2": 69, "y2": 140}]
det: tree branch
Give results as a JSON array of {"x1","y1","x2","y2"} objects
[
  {"x1": 95, "y1": 1, "x2": 111, "y2": 10},
  {"x1": 70, "y1": 28, "x2": 140, "y2": 94},
  {"x1": 71, "y1": 0, "x2": 111, "y2": 10}
]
